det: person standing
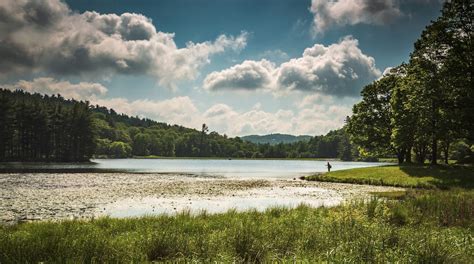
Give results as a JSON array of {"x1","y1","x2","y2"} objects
[{"x1": 326, "y1": 162, "x2": 332, "y2": 172}]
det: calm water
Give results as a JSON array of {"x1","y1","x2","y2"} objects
[{"x1": 0, "y1": 159, "x2": 389, "y2": 178}]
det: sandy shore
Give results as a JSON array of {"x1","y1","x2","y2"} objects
[{"x1": 0, "y1": 173, "x2": 403, "y2": 223}]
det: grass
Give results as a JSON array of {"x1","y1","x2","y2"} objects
[
  {"x1": 303, "y1": 164, "x2": 474, "y2": 189},
  {"x1": 1, "y1": 190, "x2": 473, "y2": 263},
  {"x1": 2, "y1": 164, "x2": 473, "y2": 262}
]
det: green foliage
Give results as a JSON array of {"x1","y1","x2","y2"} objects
[
  {"x1": 109, "y1": 141, "x2": 132, "y2": 158},
  {"x1": 0, "y1": 89, "x2": 95, "y2": 162},
  {"x1": 348, "y1": 76, "x2": 396, "y2": 158},
  {"x1": 304, "y1": 165, "x2": 474, "y2": 189},
  {"x1": 348, "y1": 0, "x2": 473, "y2": 165},
  {"x1": 389, "y1": 203, "x2": 409, "y2": 226},
  {"x1": 132, "y1": 133, "x2": 151, "y2": 156},
  {"x1": 1, "y1": 88, "x2": 356, "y2": 161},
  {"x1": 450, "y1": 140, "x2": 474, "y2": 163},
  {"x1": 88, "y1": 100, "x2": 357, "y2": 159},
  {"x1": 1, "y1": 191, "x2": 473, "y2": 262},
  {"x1": 91, "y1": 104, "x2": 356, "y2": 159}
]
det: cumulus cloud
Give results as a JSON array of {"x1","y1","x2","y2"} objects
[
  {"x1": 257, "y1": 49, "x2": 290, "y2": 63},
  {"x1": 203, "y1": 60, "x2": 276, "y2": 91},
  {"x1": 2, "y1": 77, "x2": 107, "y2": 100},
  {"x1": 200, "y1": 99, "x2": 352, "y2": 136},
  {"x1": 310, "y1": 0, "x2": 402, "y2": 34},
  {"x1": 277, "y1": 36, "x2": 381, "y2": 96},
  {"x1": 99, "y1": 97, "x2": 352, "y2": 136},
  {"x1": 299, "y1": 94, "x2": 334, "y2": 108},
  {"x1": 93, "y1": 96, "x2": 200, "y2": 127},
  {"x1": 2, "y1": 77, "x2": 351, "y2": 135},
  {"x1": 0, "y1": 0, "x2": 247, "y2": 87},
  {"x1": 203, "y1": 36, "x2": 381, "y2": 97}
]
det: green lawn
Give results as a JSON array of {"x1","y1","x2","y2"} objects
[
  {"x1": 1, "y1": 190, "x2": 473, "y2": 263},
  {"x1": 303, "y1": 165, "x2": 474, "y2": 189}
]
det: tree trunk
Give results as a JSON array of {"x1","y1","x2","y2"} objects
[
  {"x1": 397, "y1": 148, "x2": 405, "y2": 164},
  {"x1": 405, "y1": 147, "x2": 412, "y2": 163},
  {"x1": 415, "y1": 145, "x2": 426, "y2": 164},
  {"x1": 431, "y1": 138, "x2": 438, "y2": 165},
  {"x1": 444, "y1": 141, "x2": 450, "y2": 164}
]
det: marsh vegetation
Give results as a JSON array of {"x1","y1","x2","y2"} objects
[{"x1": 1, "y1": 189, "x2": 472, "y2": 263}]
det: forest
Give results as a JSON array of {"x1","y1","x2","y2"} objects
[
  {"x1": 0, "y1": 90, "x2": 95, "y2": 162},
  {"x1": 0, "y1": 89, "x2": 355, "y2": 161},
  {"x1": 347, "y1": 0, "x2": 473, "y2": 165},
  {"x1": 90, "y1": 102, "x2": 356, "y2": 160}
]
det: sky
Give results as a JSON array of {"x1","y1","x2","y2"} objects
[{"x1": 0, "y1": 0, "x2": 444, "y2": 136}]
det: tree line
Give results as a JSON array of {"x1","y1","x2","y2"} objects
[
  {"x1": 91, "y1": 104, "x2": 356, "y2": 160},
  {"x1": 0, "y1": 88, "x2": 356, "y2": 162},
  {"x1": 0, "y1": 89, "x2": 95, "y2": 162},
  {"x1": 347, "y1": 0, "x2": 473, "y2": 165}
]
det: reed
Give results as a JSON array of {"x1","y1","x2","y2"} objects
[{"x1": 1, "y1": 190, "x2": 473, "y2": 263}]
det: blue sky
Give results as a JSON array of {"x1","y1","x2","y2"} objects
[{"x1": 1, "y1": 0, "x2": 443, "y2": 136}]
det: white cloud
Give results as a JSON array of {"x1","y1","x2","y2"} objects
[
  {"x1": 204, "y1": 104, "x2": 235, "y2": 118},
  {"x1": 0, "y1": 0, "x2": 247, "y2": 88},
  {"x1": 93, "y1": 96, "x2": 201, "y2": 127},
  {"x1": 2, "y1": 77, "x2": 352, "y2": 136},
  {"x1": 257, "y1": 49, "x2": 290, "y2": 63},
  {"x1": 203, "y1": 36, "x2": 381, "y2": 97},
  {"x1": 299, "y1": 94, "x2": 334, "y2": 108},
  {"x1": 102, "y1": 97, "x2": 352, "y2": 136},
  {"x1": 203, "y1": 59, "x2": 276, "y2": 91},
  {"x1": 2, "y1": 77, "x2": 107, "y2": 100},
  {"x1": 201, "y1": 99, "x2": 352, "y2": 136},
  {"x1": 310, "y1": 0, "x2": 402, "y2": 34},
  {"x1": 277, "y1": 36, "x2": 381, "y2": 96}
]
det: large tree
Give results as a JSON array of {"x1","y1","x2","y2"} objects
[
  {"x1": 348, "y1": 71, "x2": 405, "y2": 163},
  {"x1": 408, "y1": 0, "x2": 473, "y2": 164},
  {"x1": 349, "y1": 0, "x2": 473, "y2": 165}
]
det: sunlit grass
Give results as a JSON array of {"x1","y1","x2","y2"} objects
[{"x1": 304, "y1": 165, "x2": 474, "y2": 189}]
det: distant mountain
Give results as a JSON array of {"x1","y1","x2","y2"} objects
[{"x1": 241, "y1": 133, "x2": 312, "y2": 145}]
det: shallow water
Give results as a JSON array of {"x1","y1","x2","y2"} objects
[
  {"x1": 99, "y1": 159, "x2": 390, "y2": 178},
  {"x1": 0, "y1": 159, "x2": 390, "y2": 178},
  {"x1": 0, "y1": 159, "x2": 395, "y2": 221},
  {"x1": 103, "y1": 186, "x2": 343, "y2": 217}
]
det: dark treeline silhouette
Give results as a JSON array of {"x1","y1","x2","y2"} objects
[{"x1": 0, "y1": 89, "x2": 95, "y2": 162}]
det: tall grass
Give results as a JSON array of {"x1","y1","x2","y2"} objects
[{"x1": 1, "y1": 190, "x2": 473, "y2": 263}]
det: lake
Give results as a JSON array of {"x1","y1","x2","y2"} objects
[
  {"x1": 0, "y1": 159, "x2": 389, "y2": 178},
  {"x1": 0, "y1": 159, "x2": 398, "y2": 221}
]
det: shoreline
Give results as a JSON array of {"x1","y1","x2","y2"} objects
[{"x1": 0, "y1": 157, "x2": 397, "y2": 163}]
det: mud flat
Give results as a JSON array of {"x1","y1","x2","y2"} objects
[{"x1": 0, "y1": 173, "x2": 403, "y2": 223}]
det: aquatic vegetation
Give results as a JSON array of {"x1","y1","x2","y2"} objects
[{"x1": 1, "y1": 190, "x2": 473, "y2": 263}]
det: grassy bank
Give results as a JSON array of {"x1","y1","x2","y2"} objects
[
  {"x1": 1, "y1": 190, "x2": 473, "y2": 263},
  {"x1": 303, "y1": 165, "x2": 474, "y2": 189}
]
